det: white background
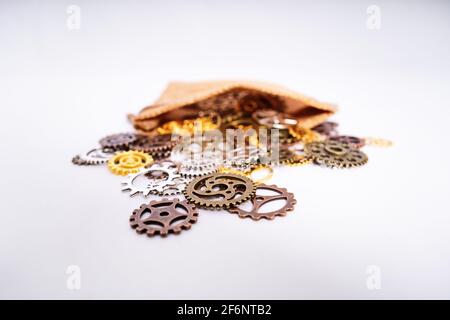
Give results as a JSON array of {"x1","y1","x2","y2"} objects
[{"x1": 1, "y1": 0, "x2": 449, "y2": 299}]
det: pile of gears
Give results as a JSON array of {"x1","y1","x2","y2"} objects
[{"x1": 73, "y1": 92, "x2": 391, "y2": 237}]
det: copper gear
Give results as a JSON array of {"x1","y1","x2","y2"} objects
[
  {"x1": 130, "y1": 198, "x2": 198, "y2": 237},
  {"x1": 228, "y1": 184, "x2": 296, "y2": 221},
  {"x1": 304, "y1": 141, "x2": 368, "y2": 168},
  {"x1": 311, "y1": 121, "x2": 339, "y2": 137},
  {"x1": 184, "y1": 172, "x2": 256, "y2": 209},
  {"x1": 328, "y1": 135, "x2": 365, "y2": 148},
  {"x1": 99, "y1": 132, "x2": 137, "y2": 150}
]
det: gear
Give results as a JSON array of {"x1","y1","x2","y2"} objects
[
  {"x1": 131, "y1": 134, "x2": 180, "y2": 155},
  {"x1": 107, "y1": 151, "x2": 153, "y2": 176},
  {"x1": 288, "y1": 126, "x2": 322, "y2": 143},
  {"x1": 311, "y1": 121, "x2": 339, "y2": 137},
  {"x1": 184, "y1": 172, "x2": 255, "y2": 209},
  {"x1": 130, "y1": 198, "x2": 198, "y2": 237},
  {"x1": 223, "y1": 145, "x2": 260, "y2": 168},
  {"x1": 121, "y1": 161, "x2": 184, "y2": 196},
  {"x1": 228, "y1": 184, "x2": 296, "y2": 221},
  {"x1": 99, "y1": 133, "x2": 137, "y2": 150},
  {"x1": 329, "y1": 135, "x2": 365, "y2": 148},
  {"x1": 72, "y1": 148, "x2": 116, "y2": 165},
  {"x1": 252, "y1": 109, "x2": 297, "y2": 129},
  {"x1": 304, "y1": 141, "x2": 368, "y2": 168},
  {"x1": 172, "y1": 151, "x2": 220, "y2": 177}
]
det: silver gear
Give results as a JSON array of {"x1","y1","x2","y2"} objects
[
  {"x1": 72, "y1": 148, "x2": 115, "y2": 165},
  {"x1": 121, "y1": 161, "x2": 183, "y2": 196},
  {"x1": 172, "y1": 150, "x2": 220, "y2": 177}
]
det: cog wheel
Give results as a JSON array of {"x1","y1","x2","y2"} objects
[
  {"x1": 108, "y1": 151, "x2": 153, "y2": 176},
  {"x1": 228, "y1": 184, "x2": 296, "y2": 221},
  {"x1": 329, "y1": 135, "x2": 365, "y2": 148},
  {"x1": 131, "y1": 134, "x2": 180, "y2": 155},
  {"x1": 311, "y1": 121, "x2": 339, "y2": 137},
  {"x1": 184, "y1": 172, "x2": 256, "y2": 209},
  {"x1": 99, "y1": 132, "x2": 137, "y2": 150},
  {"x1": 130, "y1": 198, "x2": 198, "y2": 237},
  {"x1": 72, "y1": 148, "x2": 116, "y2": 165},
  {"x1": 121, "y1": 161, "x2": 185, "y2": 196},
  {"x1": 223, "y1": 145, "x2": 260, "y2": 169},
  {"x1": 172, "y1": 151, "x2": 220, "y2": 177},
  {"x1": 288, "y1": 126, "x2": 323, "y2": 143},
  {"x1": 304, "y1": 141, "x2": 368, "y2": 169}
]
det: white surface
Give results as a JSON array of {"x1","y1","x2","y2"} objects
[{"x1": 1, "y1": 0, "x2": 450, "y2": 299}]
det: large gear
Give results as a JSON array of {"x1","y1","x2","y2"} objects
[
  {"x1": 184, "y1": 172, "x2": 256, "y2": 209},
  {"x1": 107, "y1": 151, "x2": 153, "y2": 176},
  {"x1": 228, "y1": 184, "x2": 296, "y2": 221},
  {"x1": 130, "y1": 198, "x2": 198, "y2": 237},
  {"x1": 304, "y1": 141, "x2": 368, "y2": 168},
  {"x1": 72, "y1": 148, "x2": 116, "y2": 165},
  {"x1": 99, "y1": 132, "x2": 137, "y2": 150},
  {"x1": 121, "y1": 161, "x2": 185, "y2": 196}
]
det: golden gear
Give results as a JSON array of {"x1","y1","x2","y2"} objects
[
  {"x1": 304, "y1": 141, "x2": 368, "y2": 169},
  {"x1": 364, "y1": 137, "x2": 393, "y2": 147},
  {"x1": 285, "y1": 155, "x2": 313, "y2": 167},
  {"x1": 107, "y1": 151, "x2": 153, "y2": 176},
  {"x1": 246, "y1": 164, "x2": 273, "y2": 184},
  {"x1": 157, "y1": 117, "x2": 219, "y2": 135},
  {"x1": 288, "y1": 126, "x2": 323, "y2": 143}
]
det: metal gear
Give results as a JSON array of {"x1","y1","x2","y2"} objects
[
  {"x1": 172, "y1": 151, "x2": 220, "y2": 177},
  {"x1": 99, "y1": 132, "x2": 137, "y2": 150},
  {"x1": 304, "y1": 141, "x2": 368, "y2": 168},
  {"x1": 131, "y1": 134, "x2": 180, "y2": 155},
  {"x1": 311, "y1": 121, "x2": 339, "y2": 137},
  {"x1": 72, "y1": 148, "x2": 116, "y2": 165},
  {"x1": 130, "y1": 198, "x2": 198, "y2": 237},
  {"x1": 121, "y1": 161, "x2": 184, "y2": 196},
  {"x1": 107, "y1": 151, "x2": 153, "y2": 176},
  {"x1": 328, "y1": 135, "x2": 365, "y2": 148},
  {"x1": 184, "y1": 172, "x2": 256, "y2": 209},
  {"x1": 228, "y1": 184, "x2": 296, "y2": 221},
  {"x1": 223, "y1": 145, "x2": 260, "y2": 169},
  {"x1": 252, "y1": 108, "x2": 297, "y2": 129}
]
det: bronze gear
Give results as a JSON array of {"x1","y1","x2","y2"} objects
[
  {"x1": 304, "y1": 141, "x2": 368, "y2": 168},
  {"x1": 228, "y1": 184, "x2": 296, "y2": 221},
  {"x1": 184, "y1": 172, "x2": 255, "y2": 209},
  {"x1": 130, "y1": 198, "x2": 198, "y2": 237}
]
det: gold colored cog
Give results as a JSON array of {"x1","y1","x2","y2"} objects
[{"x1": 108, "y1": 151, "x2": 153, "y2": 176}]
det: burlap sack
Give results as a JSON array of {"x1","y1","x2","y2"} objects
[{"x1": 130, "y1": 80, "x2": 337, "y2": 132}]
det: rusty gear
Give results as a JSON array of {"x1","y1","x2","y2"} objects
[
  {"x1": 184, "y1": 172, "x2": 256, "y2": 209},
  {"x1": 304, "y1": 141, "x2": 368, "y2": 168},
  {"x1": 108, "y1": 151, "x2": 153, "y2": 176},
  {"x1": 99, "y1": 132, "x2": 137, "y2": 150},
  {"x1": 329, "y1": 135, "x2": 365, "y2": 148},
  {"x1": 228, "y1": 184, "x2": 296, "y2": 221},
  {"x1": 131, "y1": 134, "x2": 180, "y2": 155},
  {"x1": 130, "y1": 198, "x2": 198, "y2": 237}
]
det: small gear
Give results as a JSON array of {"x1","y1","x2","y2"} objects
[
  {"x1": 311, "y1": 121, "x2": 339, "y2": 137},
  {"x1": 172, "y1": 151, "x2": 220, "y2": 177},
  {"x1": 99, "y1": 133, "x2": 137, "y2": 150},
  {"x1": 184, "y1": 172, "x2": 256, "y2": 209},
  {"x1": 252, "y1": 108, "x2": 297, "y2": 129},
  {"x1": 223, "y1": 145, "x2": 260, "y2": 168},
  {"x1": 228, "y1": 184, "x2": 296, "y2": 221},
  {"x1": 130, "y1": 198, "x2": 198, "y2": 237},
  {"x1": 108, "y1": 151, "x2": 153, "y2": 176},
  {"x1": 288, "y1": 126, "x2": 323, "y2": 143},
  {"x1": 121, "y1": 161, "x2": 184, "y2": 196},
  {"x1": 304, "y1": 141, "x2": 368, "y2": 168},
  {"x1": 131, "y1": 134, "x2": 180, "y2": 155},
  {"x1": 329, "y1": 135, "x2": 365, "y2": 148},
  {"x1": 72, "y1": 148, "x2": 116, "y2": 165}
]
